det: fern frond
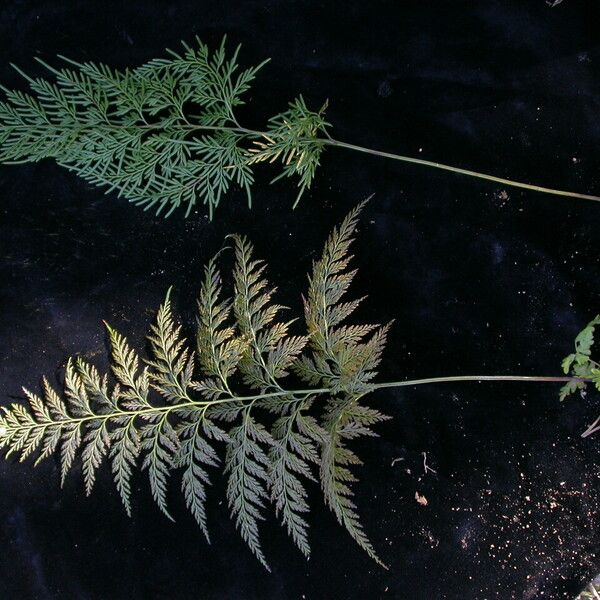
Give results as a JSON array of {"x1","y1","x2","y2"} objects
[
  {"x1": 560, "y1": 316, "x2": 600, "y2": 436},
  {"x1": 297, "y1": 198, "x2": 383, "y2": 394},
  {"x1": 231, "y1": 234, "x2": 288, "y2": 389},
  {"x1": 320, "y1": 396, "x2": 387, "y2": 568},
  {"x1": 225, "y1": 408, "x2": 273, "y2": 570},
  {"x1": 303, "y1": 198, "x2": 371, "y2": 358},
  {"x1": 0, "y1": 204, "x2": 393, "y2": 569},
  {"x1": 140, "y1": 411, "x2": 180, "y2": 520},
  {"x1": 110, "y1": 414, "x2": 141, "y2": 516},
  {"x1": 292, "y1": 200, "x2": 393, "y2": 557},
  {"x1": 176, "y1": 407, "x2": 228, "y2": 542},
  {"x1": 196, "y1": 256, "x2": 245, "y2": 393},
  {"x1": 2, "y1": 38, "x2": 599, "y2": 217},
  {"x1": 228, "y1": 234, "x2": 323, "y2": 558},
  {"x1": 105, "y1": 322, "x2": 150, "y2": 407},
  {"x1": 81, "y1": 418, "x2": 110, "y2": 495},
  {"x1": 75, "y1": 358, "x2": 117, "y2": 410},
  {"x1": 0, "y1": 38, "x2": 328, "y2": 219}
]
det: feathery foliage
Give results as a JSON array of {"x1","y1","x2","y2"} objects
[
  {"x1": 0, "y1": 203, "x2": 390, "y2": 569},
  {"x1": 1, "y1": 37, "x2": 598, "y2": 219},
  {"x1": 560, "y1": 315, "x2": 600, "y2": 437},
  {"x1": 0, "y1": 37, "x2": 329, "y2": 219},
  {"x1": 0, "y1": 201, "x2": 593, "y2": 568}
]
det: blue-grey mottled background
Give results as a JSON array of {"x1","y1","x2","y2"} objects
[{"x1": 1, "y1": 1, "x2": 600, "y2": 598}]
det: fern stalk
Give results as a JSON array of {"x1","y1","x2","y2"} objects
[
  {"x1": 319, "y1": 138, "x2": 600, "y2": 204},
  {"x1": 374, "y1": 375, "x2": 585, "y2": 387},
  {"x1": 0, "y1": 37, "x2": 598, "y2": 218},
  {"x1": 0, "y1": 203, "x2": 593, "y2": 570},
  {"x1": 4, "y1": 375, "x2": 580, "y2": 438},
  {"x1": 3, "y1": 375, "x2": 587, "y2": 427}
]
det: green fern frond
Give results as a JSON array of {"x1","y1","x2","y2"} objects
[
  {"x1": 225, "y1": 408, "x2": 274, "y2": 570},
  {"x1": 3, "y1": 38, "x2": 596, "y2": 219},
  {"x1": 560, "y1": 316, "x2": 600, "y2": 436},
  {"x1": 105, "y1": 323, "x2": 150, "y2": 406},
  {"x1": 0, "y1": 37, "x2": 327, "y2": 219},
  {"x1": 146, "y1": 288, "x2": 194, "y2": 404},
  {"x1": 0, "y1": 202, "x2": 592, "y2": 567},
  {"x1": 176, "y1": 407, "x2": 228, "y2": 542},
  {"x1": 269, "y1": 400, "x2": 325, "y2": 558},
  {"x1": 320, "y1": 396, "x2": 387, "y2": 568},
  {"x1": 140, "y1": 410, "x2": 180, "y2": 521},
  {"x1": 109, "y1": 412, "x2": 141, "y2": 517},
  {"x1": 0, "y1": 203, "x2": 396, "y2": 569},
  {"x1": 195, "y1": 256, "x2": 247, "y2": 400}
]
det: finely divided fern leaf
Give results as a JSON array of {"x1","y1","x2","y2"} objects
[
  {"x1": 2, "y1": 38, "x2": 597, "y2": 220},
  {"x1": 225, "y1": 409, "x2": 274, "y2": 570},
  {"x1": 1, "y1": 37, "x2": 599, "y2": 220},
  {"x1": 177, "y1": 408, "x2": 228, "y2": 542},
  {"x1": 561, "y1": 316, "x2": 600, "y2": 436},
  {"x1": 248, "y1": 96, "x2": 330, "y2": 207},
  {"x1": 0, "y1": 37, "x2": 328, "y2": 219},
  {"x1": 0, "y1": 203, "x2": 392, "y2": 569},
  {"x1": 269, "y1": 401, "x2": 325, "y2": 558}
]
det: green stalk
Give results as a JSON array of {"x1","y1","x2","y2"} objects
[
  {"x1": 371, "y1": 374, "x2": 584, "y2": 388},
  {"x1": 322, "y1": 138, "x2": 600, "y2": 203},
  {"x1": 0, "y1": 374, "x2": 585, "y2": 442}
]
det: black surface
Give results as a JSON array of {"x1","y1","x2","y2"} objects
[{"x1": 1, "y1": 1, "x2": 600, "y2": 598}]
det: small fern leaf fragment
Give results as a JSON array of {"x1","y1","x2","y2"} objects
[
  {"x1": 147, "y1": 289, "x2": 193, "y2": 403},
  {"x1": 177, "y1": 410, "x2": 228, "y2": 542},
  {"x1": 110, "y1": 415, "x2": 141, "y2": 516},
  {"x1": 320, "y1": 400, "x2": 387, "y2": 568},
  {"x1": 141, "y1": 412, "x2": 180, "y2": 521},
  {"x1": 269, "y1": 405, "x2": 324, "y2": 557},
  {"x1": 225, "y1": 410, "x2": 273, "y2": 570},
  {"x1": 81, "y1": 420, "x2": 110, "y2": 495}
]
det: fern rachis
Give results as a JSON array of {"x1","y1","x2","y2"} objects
[
  {"x1": 0, "y1": 203, "x2": 588, "y2": 569},
  {"x1": 0, "y1": 37, "x2": 598, "y2": 219}
]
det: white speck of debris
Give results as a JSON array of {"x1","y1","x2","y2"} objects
[
  {"x1": 422, "y1": 452, "x2": 437, "y2": 475},
  {"x1": 415, "y1": 492, "x2": 428, "y2": 506},
  {"x1": 391, "y1": 457, "x2": 404, "y2": 466}
]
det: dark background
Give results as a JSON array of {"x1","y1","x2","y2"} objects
[{"x1": 1, "y1": 1, "x2": 600, "y2": 598}]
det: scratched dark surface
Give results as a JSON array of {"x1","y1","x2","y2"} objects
[{"x1": 1, "y1": 1, "x2": 600, "y2": 598}]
